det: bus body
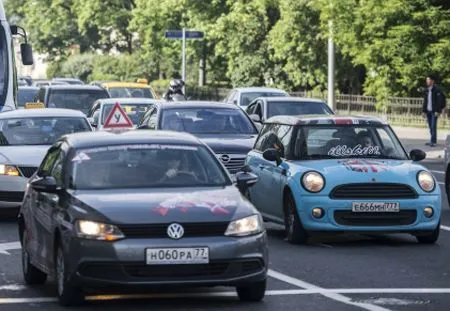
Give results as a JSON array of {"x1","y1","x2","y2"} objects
[{"x1": 0, "y1": 0, "x2": 33, "y2": 112}]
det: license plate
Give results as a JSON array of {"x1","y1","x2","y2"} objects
[
  {"x1": 352, "y1": 202, "x2": 400, "y2": 212},
  {"x1": 146, "y1": 247, "x2": 209, "y2": 265}
]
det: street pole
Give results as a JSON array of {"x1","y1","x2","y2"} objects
[
  {"x1": 182, "y1": 27, "x2": 186, "y2": 94},
  {"x1": 327, "y1": 20, "x2": 335, "y2": 111}
]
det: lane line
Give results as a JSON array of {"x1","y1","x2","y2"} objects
[
  {"x1": 268, "y1": 269, "x2": 392, "y2": 311},
  {"x1": 440, "y1": 225, "x2": 450, "y2": 231}
]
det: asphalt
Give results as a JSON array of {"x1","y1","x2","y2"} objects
[{"x1": 1, "y1": 157, "x2": 450, "y2": 310}]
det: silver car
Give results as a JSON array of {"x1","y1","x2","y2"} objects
[
  {"x1": 18, "y1": 130, "x2": 268, "y2": 306},
  {"x1": 0, "y1": 108, "x2": 92, "y2": 209}
]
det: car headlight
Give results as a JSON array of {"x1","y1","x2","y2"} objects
[
  {"x1": 75, "y1": 220, "x2": 125, "y2": 241},
  {"x1": 225, "y1": 215, "x2": 263, "y2": 237},
  {"x1": 417, "y1": 170, "x2": 435, "y2": 192},
  {"x1": 0, "y1": 164, "x2": 20, "y2": 176},
  {"x1": 301, "y1": 171, "x2": 325, "y2": 193}
]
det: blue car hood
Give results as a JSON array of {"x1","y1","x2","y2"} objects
[{"x1": 292, "y1": 158, "x2": 429, "y2": 192}]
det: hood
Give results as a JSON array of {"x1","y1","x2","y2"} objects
[
  {"x1": 69, "y1": 186, "x2": 253, "y2": 224},
  {"x1": 196, "y1": 134, "x2": 257, "y2": 154},
  {"x1": 293, "y1": 158, "x2": 428, "y2": 191},
  {"x1": 0, "y1": 145, "x2": 51, "y2": 166}
]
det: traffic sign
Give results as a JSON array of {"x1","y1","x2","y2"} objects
[
  {"x1": 165, "y1": 30, "x2": 204, "y2": 39},
  {"x1": 103, "y1": 102, "x2": 133, "y2": 129}
]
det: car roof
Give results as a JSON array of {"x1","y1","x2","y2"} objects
[
  {"x1": 158, "y1": 101, "x2": 238, "y2": 110},
  {"x1": 261, "y1": 96, "x2": 326, "y2": 103},
  {"x1": 265, "y1": 115, "x2": 388, "y2": 126},
  {"x1": 52, "y1": 78, "x2": 82, "y2": 81},
  {"x1": 234, "y1": 87, "x2": 288, "y2": 93},
  {"x1": 43, "y1": 85, "x2": 106, "y2": 91},
  {"x1": 97, "y1": 98, "x2": 160, "y2": 105},
  {"x1": 0, "y1": 108, "x2": 87, "y2": 119},
  {"x1": 63, "y1": 130, "x2": 203, "y2": 149},
  {"x1": 101, "y1": 82, "x2": 152, "y2": 88}
]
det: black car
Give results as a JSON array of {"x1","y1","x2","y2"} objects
[
  {"x1": 137, "y1": 101, "x2": 260, "y2": 176},
  {"x1": 18, "y1": 86, "x2": 39, "y2": 108},
  {"x1": 34, "y1": 85, "x2": 110, "y2": 115},
  {"x1": 18, "y1": 130, "x2": 267, "y2": 306}
]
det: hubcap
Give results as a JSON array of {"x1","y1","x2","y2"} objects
[{"x1": 56, "y1": 249, "x2": 64, "y2": 296}]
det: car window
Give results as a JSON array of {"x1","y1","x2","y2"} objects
[
  {"x1": 47, "y1": 89, "x2": 110, "y2": 114},
  {"x1": 36, "y1": 88, "x2": 46, "y2": 102},
  {"x1": 70, "y1": 144, "x2": 231, "y2": 190},
  {"x1": 160, "y1": 107, "x2": 258, "y2": 135},
  {"x1": 253, "y1": 123, "x2": 282, "y2": 153},
  {"x1": 38, "y1": 147, "x2": 61, "y2": 177},
  {"x1": 108, "y1": 87, "x2": 153, "y2": 99},
  {"x1": 0, "y1": 117, "x2": 91, "y2": 146},
  {"x1": 240, "y1": 92, "x2": 287, "y2": 107},
  {"x1": 101, "y1": 103, "x2": 153, "y2": 125},
  {"x1": 148, "y1": 108, "x2": 158, "y2": 129},
  {"x1": 246, "y1": 102, "x2": 256, "y2": 115},
  {"x1": 274, "y1": 124, "x2": 293, "y2": 158},
  {"x1": 255, "y1": 102, "x2": 263, "y2": 119},
  {"x1": 293, "y1": 125, "x2": 408, "y2": 160},
  {"x1": 51, "y1": 151, "x2": 66, "y2": 185},
  {"x1": 18, "y1": 89, "x2": 39, "y2": 107},
  {"x1": 267, "y1": 101, "x2": 333, "y2": 118}
]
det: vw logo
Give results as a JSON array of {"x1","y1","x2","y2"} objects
[
  {"x1": 167, "y1": 223, "x2": 184, "y2": 239},
  {"x1": 220, "y1": 154, "x2": 230, "y2": 163}
]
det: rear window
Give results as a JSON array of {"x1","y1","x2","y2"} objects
[
  {"x1": 108, "y1": 87, "x2": 153, "y2": 99},
  {"x1": 48, "y1": 89, "x2": 110, "y2": 114},
  {"x1": 101, "y1": 103, "x2": 153, "y2": 125},
  {"x1": 267, "y1": 101, "x2": 333, "y2": 118},
  {"x1": 18, "y1": 89, "x2": 39, "y2": 107},
  {"x1": 240, "y1": 92, "x2": 287, "y2": 107}
]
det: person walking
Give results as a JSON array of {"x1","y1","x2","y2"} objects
[{"x1": 423, "y1": 74, "x2": 446, "y2": 147}]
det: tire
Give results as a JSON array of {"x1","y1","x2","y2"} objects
[
  {"x1": 22, "y1": 230, "x2": 47, "y2": 285},
  {"x1": 284, "y1": 192, "x2": 309, "y2": 244},
  {"x1": 55, "y1": 242, "x2": 84, "y2": 306},
  {"x1": 236, "y1": 279, "x2": 266, "y2": 302},
  {"x1": 416, "y1": 223, "x2": 440, "y2": 244}
]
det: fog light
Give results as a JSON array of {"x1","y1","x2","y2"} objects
[
  {"x1": 312, "y1": 208, "x2": 324, "y2": 219},
  {"x1": 423, "y1": 207, "x2": 434, "y2": 218}
]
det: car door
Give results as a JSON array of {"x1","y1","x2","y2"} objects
[{"x1": 28, "y1": 145, "x2": 62, "y2": 268}]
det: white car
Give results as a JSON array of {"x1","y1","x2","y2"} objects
[
  {"x1": 0, "y1": 108, "x2": 92, "y2": 209},
  {"x1": 86, "y1": 98, "x2": 159, "y2": 130},
  {"x1": 223, "y1": 87, "x2": 289, "y2": 108}
]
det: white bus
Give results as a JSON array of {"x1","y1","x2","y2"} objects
[{"x1": 0, "y1": 0, "x2": 33, "y2": 112}]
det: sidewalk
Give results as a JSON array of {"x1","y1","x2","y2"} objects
[{"x1": 392, "y1": 126, "x2": 448, "y2": 160}]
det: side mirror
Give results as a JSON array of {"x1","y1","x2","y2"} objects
[
  {"x1": 30, "y1": 176, "x2": 59, "y2": 193},
  {"x1": 410, "y1": 149, "x2": 426, "y2": 162},
  {"x1": 21, "y1": 43, "x2": 34, "y2": 65},
  {"x1": 235, "y1": 171, "x2": 258, "y2": 193},
  {"x1": 249, "y1": 114, "x2": 261, "y2": 123},
  {"x1": 263, "y1": 148, "x2": 282, "y2": 165}
]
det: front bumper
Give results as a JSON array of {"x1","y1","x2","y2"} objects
[
  {"x1": 295, "y1": 195, "x2": 441, "y2": 233},
  {"x1": 0, "y1": 175, "x2": 27, "y2": 208},
  {"x1": 65, "y1": 232, "x2": 268, "y2": 289}
]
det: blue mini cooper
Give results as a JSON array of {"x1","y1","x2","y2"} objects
[{"x1": 246, "y1": 115, "x2": 441, "y2": 244}]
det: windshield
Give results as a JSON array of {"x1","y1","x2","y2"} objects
[
  {"x1": 0, "y1": 117, "x2": 91, "y2": 146},
  {"x1": 240, "y1": 92, "x2": 287, "y2": 107},
  {"x1": 161, "y1": 108, "x2": 258, "y2": 135},
  {"x1": 48, "y1": 90, "x2": 109, "y2": 114},
  {"x1": 18, "y1": 88, "x2": 39, "y2": 107},
  {"x1": 101, "y1": 103, "x2": 152, "y2": 125},
  {"x1": 267, "y1": 101, "x2": 333, "y2": 118},
  {"x1": 293, "y1": 125, "x2": 408, "y2": 160},
  {"x1": 70, "y1": 144, "x2": 230, "y2": 190},
  {"x1": 108, "y1": 87, "x2": 153, "y2": 99}
]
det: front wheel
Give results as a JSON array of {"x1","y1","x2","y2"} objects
[
  {"x1": 55, "y1": 243, "x2": 84, "y2": 306},
  {"x1": 236, "y1": 279, "x2": 266, "y2": 302},
  {"x1": 284, "y1": 192, "x2": 309, "y2": 244},
  {"x1": 416, "y1": 223, "x2": 440, "y2": 244}
]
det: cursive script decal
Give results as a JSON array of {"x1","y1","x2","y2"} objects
[{"x1": 328, "y1": 144, "x2": 381, "y2": 157}]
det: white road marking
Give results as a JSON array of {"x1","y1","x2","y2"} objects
[
  {"x1": 431, "y1": 170, "x2": 445, "y2": 174},
  {"x1": 268, "y1": 269, "x2": 392, "y2": 311},
  {"x1": 440, "y1": 225, "x2": 450, "y2": 231},
  {"x1": 0, "y1": 285, "x2": 26, "y2": 291},
  {"x1": 0, "y1": 242, "x2": 20, "y2": 255}
]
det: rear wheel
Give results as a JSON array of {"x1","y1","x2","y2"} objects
[
  {"x1": 284, "y1": 192, "x2": 309, "y2": 244},
  {"x1": 236, "y1": 279, "x2": 266, "y2": 302},
  {"x1": 55, "y1": 243, "x2": 84, "y2": 306},
  {"x1": 21, "y1": 230, "x2": 47, "y2": 285},
  {"x1": 416, "y1": 223, "x2": 440, "y2": 244}
]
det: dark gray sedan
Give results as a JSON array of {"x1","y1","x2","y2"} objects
[{"x1": 18, "y1": 130, "x2": 268, "y2": 306}]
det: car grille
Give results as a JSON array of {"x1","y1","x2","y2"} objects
[
  {"x1": 78, "y1": 259, "x2": 264, "y2": 280},
  {"x1": 18, "y1": 166, "x2": 38, "y2": 178},
  {"x1": 118, "y1": 222, "x2": 230, "y2": 239},
  {"x1": 334, "y1": 210, "x2": 417, "y2": 226},
  {"x1": 215, "y1": 153, "x2": 246, "y2": 175},
  {"x1": 330, "y1": 183, "x2": 418, "y2": 199},
  {"x1": 0, "y1": 191, "x2": 24, "y2": 202}
]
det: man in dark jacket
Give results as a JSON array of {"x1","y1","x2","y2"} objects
[{"x1": 423, "y1": 74, "x2": 446, "y2": 146}]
